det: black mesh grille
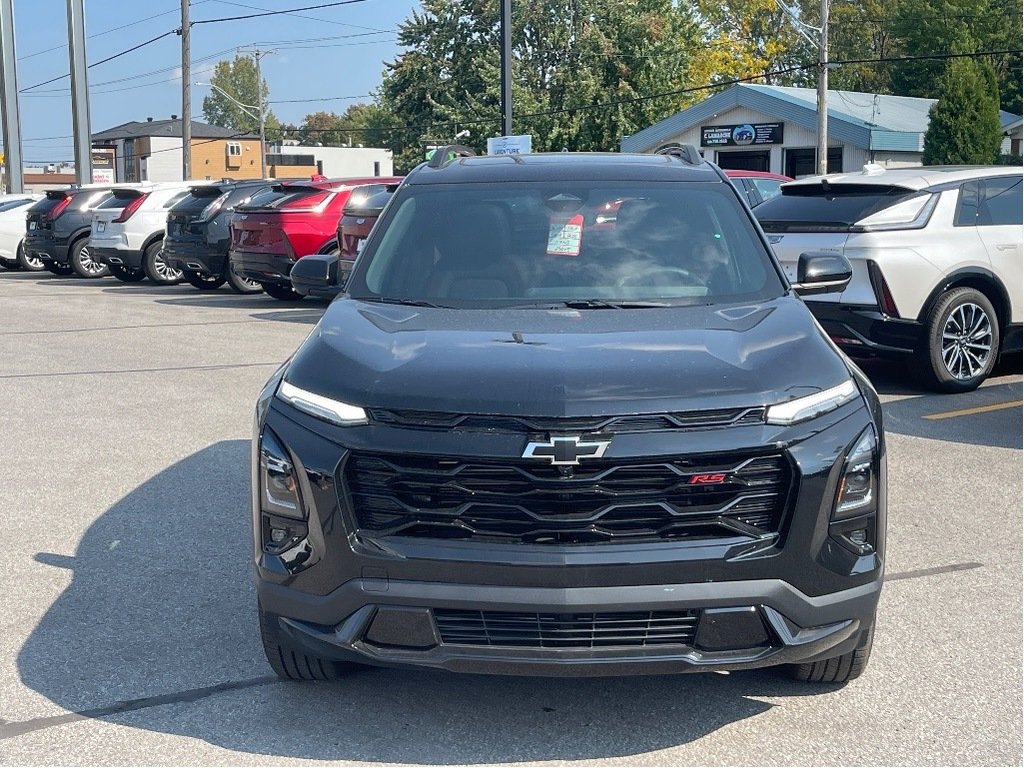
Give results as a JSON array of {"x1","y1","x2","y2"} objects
[
  {"x1": 368, "y1": 407, "x2": 766, "y2": 433},
  {"x1": 434, "y1": 609, "x2": 700, "y2": 648},
  {"x1": 344, "y1": 451, "x2": 789, "y2": 544}
]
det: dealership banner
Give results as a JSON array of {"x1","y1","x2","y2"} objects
[{"x1": 700, "y1": 123, "x2": 784, "y2": 147}]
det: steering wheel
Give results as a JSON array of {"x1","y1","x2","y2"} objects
[{"x1": 616, "y1": 265, "x2": 700, "y2": 288}]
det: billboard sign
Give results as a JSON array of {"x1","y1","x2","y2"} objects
[{"x1": 700, "y1": 123, "x2": 784, "y2": 147}]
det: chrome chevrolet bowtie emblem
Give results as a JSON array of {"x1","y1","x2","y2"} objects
[{"x1": 522, "y1": 435, "x2": 611, "y2": 466}]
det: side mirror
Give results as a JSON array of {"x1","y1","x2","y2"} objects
[
  {"x1": 792, "y1": 252, "x2": 852, "y2": 296},
  {"x1": 289, "y1": 253, "x2": 346, "y2": 300}
]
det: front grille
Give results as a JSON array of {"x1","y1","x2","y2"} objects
[
  {"x1": 344, "y1": 451, "x2": 789, "y2": 544},
  {"x1": 368, "y1": 407, "x2": 766, "y2": 433},
  {"x1": 434, "y1": 609, "x2": 700, "y2": 648}
]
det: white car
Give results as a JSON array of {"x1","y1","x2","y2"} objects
[
  {"x1": 0, "y1": 194, "x2": 43, "y2": 270},
  {"x1": 88, "y1": 182, "x2": 208, "y2": 283},
  {"x1": 755, "y1": 165, "x2": 1023, "y2": 392}
]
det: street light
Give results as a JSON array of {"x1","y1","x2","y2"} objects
[{"x1": 195, "y1": 81, "x2": 266, "y2": 177}]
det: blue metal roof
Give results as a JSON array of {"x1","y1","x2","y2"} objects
[{"x1": 621, "y1": 84, "x2": 1022, "y2": 154}]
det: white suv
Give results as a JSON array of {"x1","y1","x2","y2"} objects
[
  {"x1": 89, "y1": 182, "x2": 206, "y2": 284},
  {"x1": 755, "y1": 166, "x2": 1023, "y2": 392},
  {"x1": 0, "y1": 194, "x2": 43, "y2": 271}
]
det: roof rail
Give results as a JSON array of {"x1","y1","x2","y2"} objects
[
  {"x1": 654, "y1": 143, "x2": 705, "y2": 165},
  {"x1": 427, "y1": 144, "x2": 477, "y2": 169}
]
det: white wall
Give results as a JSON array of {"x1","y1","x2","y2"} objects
[
  {"x1": 274, "y1": 145, "x2": 393, "y2": 177},
  {"x1": 142, "y1": 137, "x2": 184, "y2": 182}
]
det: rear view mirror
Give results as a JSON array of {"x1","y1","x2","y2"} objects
[
  {"x1": 289, "y1": 253, "x2": 346, "y2": 300},
  {"x1": 792, "y1": 252, "x2": 852, "y2": 296}
]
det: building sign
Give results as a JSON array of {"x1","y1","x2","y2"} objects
[
  {"x1": 700, "y1": 123, "x2": 784, "y2": 147},
  {"x1": 486, "y1": 134, "x2": 532, "y2": 156},
  {"x1": 92, "y1": 148, "x2": 115, "y2": 184}
]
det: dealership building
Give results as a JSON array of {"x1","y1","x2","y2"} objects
[{"x1": 621, "y1": 83, "x2": 1023, "y2": 177}]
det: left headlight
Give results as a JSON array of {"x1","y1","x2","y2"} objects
[
  {"x1": 276, "y1": 380, "x2": 368, "y2": 426},
  {"x1": 766, "y1": 379, "x2": 858, "y2": 426},
  {"x1": 260, "y1": 428, "x2": 303, "y2": 519}
]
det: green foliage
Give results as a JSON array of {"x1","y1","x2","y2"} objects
[
  {"x1": 281, "y1": 103, "x2": 394, "y2": 147},
  {"x1": 888, "y1": 0, "x2": 1022, "y2": 114},
  {"x1": 201, "y1": 55, "x2": 281, "y2": 140},
  {"x1": 376, "y1": 0, "x2": 701, "y2": 172},
  {"x1": 922, "y1": 56, "x2": 1003, "y2": 164}
]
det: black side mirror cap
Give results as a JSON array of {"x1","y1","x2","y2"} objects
[
  {"x1": 792, "y1": 252, "x2": 853, "y2": 296},
  {"x1": 289, "y1": 253, "x2": 346, "y2": 299}
]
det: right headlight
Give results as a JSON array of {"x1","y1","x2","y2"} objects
[
  {"x1": 766, "y1": 379, "x2": 858, "y2": 425},
  {"x1": 276, "y1": 380, "x2": 368, "y2": 426}
]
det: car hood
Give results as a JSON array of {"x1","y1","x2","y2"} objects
[{"x1": 284, "y1": 296, "x2": 853, "y2": 416}]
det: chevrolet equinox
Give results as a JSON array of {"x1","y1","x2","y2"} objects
[{"x1": 252, "y1": 147, "x2": 886, "y2": 684}]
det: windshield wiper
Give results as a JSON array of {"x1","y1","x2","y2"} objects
[
  {"x1": 364, "y1": 296, "x2": 447, "y2": 308},
  {"x1": 560, "y1": 298, "x2": 671, "y2": 309}
]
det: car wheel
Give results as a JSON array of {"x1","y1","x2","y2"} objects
[
  {"x1": 261, "y1": 282, "x2": 304, "y2": 301},
  {"x1": 70, "y1": 238, "x2": 109, "y2": 278},
  {"x1": 787, "y1": 624, "x2": 873, "y2": 684},
  {"x1": 183, "y1": 270, "x2": 226, "y2": 291},
  {"x1": 918, "y1": 287, "x2": 999, "y2": 393},
  {"x1": 258, "y1": 603, "x2": 356, "y2": 681},
  {"x1": 17, "y1": 243, "x2": 46, "y2": 272},
  {"x1": 109, "y1": 264, "x2": 146, "y2": 283},
  {"x1": 45, "y1": 261, "x2": 75, "y2": 276},
  {"x1": 225, "y1": 264, "x2": 263, "y2": 294},
  {"x1": 143, "y1": 241, "x2": 183, "y2": 284}
]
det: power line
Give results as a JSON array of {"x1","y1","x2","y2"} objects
[
  {"x1": 269, "y1": 94, "x2": 372, "y2": 103},
  {"x1": 206, "y1": 0, "x2": 390, "y2": 32},
  {"x1": 192, "y1": 0, "x2": 372, "y2": 25}
]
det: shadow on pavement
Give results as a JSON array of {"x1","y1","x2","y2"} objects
[{"x1": 17, "y1": 441, "x2": 840, "y2": 763}]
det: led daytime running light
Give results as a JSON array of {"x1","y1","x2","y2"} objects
[
  {"x1": 766, "y1": 379, "x2": 858, "y2": 425},
  {"x1": 277, "y1": 380, "x2": 368, "y2": 426}
]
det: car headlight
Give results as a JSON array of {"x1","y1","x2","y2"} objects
[
  {"x1": 276, "y1": 380, "x2": 368, "y2": 426},
  {"x1": 259, "y1": 428, "x2": 303, "y2": 519},
  {"x1": 835, "y1": 427, "x2": 876, "y2": 518},
  {"x1": 766, "y1": 379, "x2": 858, "y2": 425}
]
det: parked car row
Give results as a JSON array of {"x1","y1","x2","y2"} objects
[{"x1": 0, "y1": 161, "x2": 1020, "y2": 392}]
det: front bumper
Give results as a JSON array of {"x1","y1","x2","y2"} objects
[
  {"x1": 807, "y1": 301, "x2": 923, "y2": 358},
  {"x1": 163, "y1": 239, "x2": 225, "y2": 276},
  {"x1": 90, "y1": 246, "x2": 144, "y2": 270},
  {"x1": 230, "y1": 249, "x2": 295, "y2": 286},
  {"x1": 260, "y1": 575, "x2": 880, "y2": 676}
]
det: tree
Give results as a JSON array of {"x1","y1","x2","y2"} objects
[
  {"x1": 281, "y1": 103, "x2": 394, "y2": 147},
  {"x1": 378, "y1": 0, "x2": 702, "y2": 172},
  {"x1": 201, "y1": 55, "x2": 282, "y2": 140},
  {"x1": 888, "y1": 0, "x2": 1022, "y2": 114},
  {"x1": 922, "y1": 56, "x2": 1003, "y2": 164}
]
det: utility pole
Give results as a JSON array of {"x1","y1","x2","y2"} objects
[
  {"x1": 816, "y1": 0, "x2": 829, "y2": 175},
  {"x1": 499, "y1": 0, "x2": 512, "y2": 136},
  {"x1": 238, "y1": 47, "x2": 273, "y2": 177},
  {"x1": 180, "y1": 0, "x2": 191, "y2": 180},
  {"x1": 0, "y1": 0, "x2": 24, "y2": 193},
  {"x1": 67, "y1": 0, "x2": 92, "y2": 185}
]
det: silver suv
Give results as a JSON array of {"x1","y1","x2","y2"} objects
[{"x1": 755, "y1": 166, "x2": 1023, "y2": 391}]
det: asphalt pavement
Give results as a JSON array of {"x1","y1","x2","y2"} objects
[{"x1": 0, "y1": 270, "x2": 1020, "y2": 766}]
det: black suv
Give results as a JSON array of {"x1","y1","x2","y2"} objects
[
  {"x1": 253, "y1": 148, "x2": 886, "y2": 684},
  {"x1": 25, "y1": 186, "x2": 118, "y2": 277},
  {"x1": 164, "y1": 179, "x2": 273, "y2": 294}
]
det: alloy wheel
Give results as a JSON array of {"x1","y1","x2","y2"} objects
[
  {"x1": 153, "y1": 250, "x2": 182, "y2": 282},
  {"x1": 79, "y1": 246, "x2": 106, "y2": 275},
  {"x1": 941, "y1": 301, "x2": 992, "y2": 380}
]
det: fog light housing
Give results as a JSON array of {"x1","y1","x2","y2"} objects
[{"x1": 261, "y1": 514, "x2": 308, "y2": 556}]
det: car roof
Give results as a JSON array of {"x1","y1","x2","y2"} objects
[
  {"x1": 784, "y1": 164, "x2": 1023, "y2": 192},
  {"x1": 723, "y1": 170, "x2": 793, "y2": 181},
  {"x1": 407, "y1": 152, "x2": 724, "y2": 185}
]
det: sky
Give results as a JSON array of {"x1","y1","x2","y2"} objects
[{"x1": 4, "y1": 0, "x2": 419, "y2": 164}]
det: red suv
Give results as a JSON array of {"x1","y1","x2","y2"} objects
[{"x1": 228, "y1": 176, "x2": 402, "y2": 300}]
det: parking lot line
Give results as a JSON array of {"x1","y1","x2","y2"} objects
[{"x1": 923, "y1": 400, "x2": 1023, "y2": 420}]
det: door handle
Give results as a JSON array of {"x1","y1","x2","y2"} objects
[{"x1": 995, "y1": 244, "x2": 1018, "y2": 251}]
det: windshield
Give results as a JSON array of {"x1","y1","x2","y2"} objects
[{"x1": 346, "y1": 182, "x2": 784, "y2": 307}]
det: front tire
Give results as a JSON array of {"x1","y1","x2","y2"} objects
[
  {"x1": 787, "y1": 624, "x2": 874, "y2": 684},
  {"x1": 143, "y1": 241, "x2": 183, "y2": 284},
  {"x1": 918, "y1": 287, "x2": 999, "y2": 393},
  {"x1": 258, "y1": 603, "x2": 355, "y2": 681},
  {"x1": 70, "y1": 238, "x2": 109, "y2": 278},
  {"x1": 183, "y1": 270, "x2": 226, "y2": 291},
  {"x1": 261, "y1": 282, "x2": 304, "y2": 301},
  {"x1": 17, "y1": 242, "x2": 45, "y2": 272}
]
